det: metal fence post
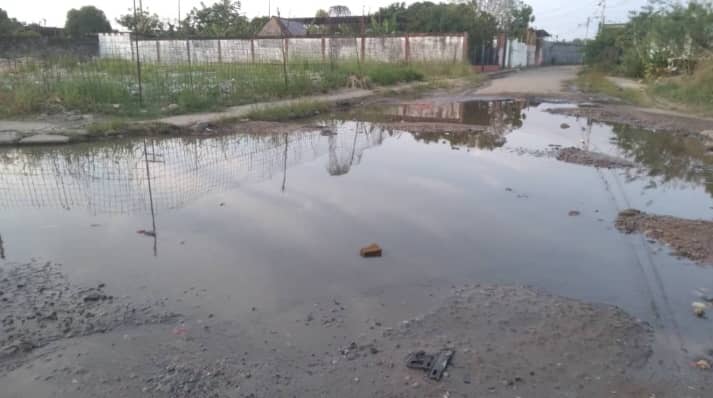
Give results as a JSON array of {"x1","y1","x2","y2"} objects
[
  {"x1": 132, "y1": 0, "x2": 143, "y2": 106},
  {"x1": 186, "y1": 39, "x2": 193, "y2": 91}
]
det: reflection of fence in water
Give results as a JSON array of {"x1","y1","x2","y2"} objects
[{"x1": 0, "y1": 123, "x2": 385, "y2": 215}]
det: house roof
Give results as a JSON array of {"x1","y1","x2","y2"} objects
[{"x1": 277, "y1": 18, "x2": 307, "y2": 36}]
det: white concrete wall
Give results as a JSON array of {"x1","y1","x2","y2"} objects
[
  {"x1": 507, "y1": 40, "x2": 528, "y2": 68},
  {"x1": 98, "y1": 33, "x2": 465, "y2": 65},
  {"x1": 364, "y1": 37, "x2": 404, "y2": 62},
  {"x1": 409, "y1": 36, "x2": 464, "y2": 63}
]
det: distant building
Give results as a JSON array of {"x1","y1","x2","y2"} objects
[
  {"x1": 257, "y1": 17, "x2": 307, "y2": 37},
  {"x1": 256, "y1": 15, "x2": 368, "y2": 37}
]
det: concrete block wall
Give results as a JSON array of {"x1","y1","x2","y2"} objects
[
  {"x1": 288, "y1": 38, "x2": 323, "y2": 61},
  {"x1": 542, "y1": 42, "x2": 584, "y2": 65},
  {"x1": 364, "y1": 37, "x2": 404, "y2": 62},
  {"x1": 409, "y1": 36, "x2": 465, "y2": 63},
  {"x1": 97, "y1": 33, "x2": 466, "y2": 65},
  {"x1": 506, "y1": 40, "x2": 528, "y2": 68},
  {"x1": 219, "y1": 39, "x2": 252, "y2": 62}
]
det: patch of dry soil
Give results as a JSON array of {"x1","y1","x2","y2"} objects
[
  {"x1": 557, "y1": 147, "x2": 635, "y2": 169},
  {"x1": 616, "y1": 209, "x2": 713, "y2": 265}
]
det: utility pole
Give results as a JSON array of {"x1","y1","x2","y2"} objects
[
  {"x1": 599, "y1": 0, "x2": 607, "y2": 28},
  {"x1": 585, "y1": 17, "x2": 591, "y2": 39},
  {"x1": 178, "y1": 0, "x2": 181, "y2": 24}
]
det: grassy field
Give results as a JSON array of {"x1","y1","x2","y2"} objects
[{"x1": 0, "y1": 57, "x2": 474, "y2": 118}]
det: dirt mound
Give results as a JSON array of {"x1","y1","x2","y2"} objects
[
  {"x1": 557, "y1": 147, "x2": 635, "y2": 168},
  {"x1": 616, "y1": 209, "x2": 713, "y2": 265}
]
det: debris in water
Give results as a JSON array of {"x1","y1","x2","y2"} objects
[
  {"x1": 694, "y1": 359, "x2": 711, "y2": 370},
  {"x1": 692, "y1": 302, "x2": 707, "y2": 318},
  {"x1": 560, "y1": 123, "x2": 571, "y2": 129},
  {"x1": 569, "y1": 210, "x2": 581, "y2": 217},
  {"x1": 172, "y1": 326, "x2": 189, "y2": 337},
  {"x1": 137, "y1": 230, "x2": 156, "y2": 237},
  {"x1": 557, "y1": 147, "x2": 634, "y2": 169},
  {"x1": 405, "y1": 350, "x2": 454, "y2": 381},
  {"x1": 360, "y1": 244, "x2": 383, "y2": 258}
]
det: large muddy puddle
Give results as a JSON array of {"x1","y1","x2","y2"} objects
[{"x1": 1, "y1": 100, "x2": 712, "y2": 349}]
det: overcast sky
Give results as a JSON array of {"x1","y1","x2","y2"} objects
[{"x1": 3, "y1": 0, "x2": 650, "y2": 40}]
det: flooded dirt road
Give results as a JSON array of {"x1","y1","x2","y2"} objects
[{"x1": 1, "y1": 96, "x2": 712, "y2": 396}]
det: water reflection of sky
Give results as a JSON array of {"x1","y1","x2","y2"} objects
[{"x1": 0, "y1": 102, "x2": 711, "y2": 355}]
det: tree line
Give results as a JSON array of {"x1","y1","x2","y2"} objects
[
  {"x1": 2, "y1": 0, "x2": 535, "y2": 48},
  {"x1": 584, "y1": 0, "x2": 713, "y2": 78}
]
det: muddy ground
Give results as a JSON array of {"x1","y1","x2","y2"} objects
[
  {"x1": 4, "y1": 261, "x2": 706, "y2": 398},
  {"x1": 548, "y1": 105, "x2": 713, "y2": 140},
  {"x1": 616, "y1": 209, "x2": 713, "y2": 265},
  {"x1": 557, "y1": 147, "x2": 635, "y2": 169},
  {"x1": 3, "y1": 66, "x2": 713, "y2": 397}
]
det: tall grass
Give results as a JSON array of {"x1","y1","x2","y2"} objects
[
  {"x1": 0, "y1": 57, "x2": 473, "y2": 118},
  {"x1": 651, "y1": 61, "x2": 713, "y2": 112}
]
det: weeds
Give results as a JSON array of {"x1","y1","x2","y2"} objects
[
  {"x1": 0, "y1": 57, "x2": 473, "y2": 118},
  {"x1": 651, "y1": 61, "x2": 713, "y2": 113},
  {"x1": 575, "y1": 68, "x2": 652, "y2": 106},
  {"x1": 245, "y1": 101, "x2": 332, "y2": 122}
]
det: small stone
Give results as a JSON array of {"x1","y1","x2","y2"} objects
[
  {"x1": 360, "y1": 244, "x2": 382, "y2": 258},
  {"x1": 694, "y1": 307, "x2": 705, "y2": 318},
  {"x1": 695, "y1": 359, "x2": 711, "y2": 370},
  {"x1": 568, "y1": 210, "x2": 581, "y2": 217},
  {"x1": 560, "y1": 123, "x2": 571, "y2": 129},
  {"x1": 166, "y1": 104, "x2": 179, "y2": 112},
  {"x1": 83, "y1": 292, "x2": 104, "y2": 302},
  {"x1": 620, "y1": 209, "x2": 641, "y2": 217},
  {"x1": 353, "y1": 377, "x2": 360, "y2": 383}
]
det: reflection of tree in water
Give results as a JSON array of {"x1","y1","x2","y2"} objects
[
  {"x1": 409, "y1": 130, "x2": 506, "y2": 150},
  {"x1": 326, "y1": 122, "x2": 385, "y2": 176},
  {"x1": 408, "y1": 100, "x2": 527, "y2": 150},
  {"x1": 462, "y1": 99, "x2": 527, "y2": 135},
  {"x1": 0, "y1": 123, "x2": 386, "y2": 214},
  {"x1": 613, "y1": 124, "x2": 713, "y2": 198}
]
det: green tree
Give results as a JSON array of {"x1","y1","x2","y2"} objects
[
  {"x1": 0, "y1": 8, "x2": 25, "y2": 35},
  {"x1": 584, "y1": 1, "x2": 713, "y2": 78},
  {"x1": 182, "y1": 0, "x2": 249, "y2": 37},
  {"x1": 65, "y1": 6, "x2": 112, "y2": 37},
  {"x1": 248, "y1": 16, "x2": 269, "y2": 35},
  {"x1": 508, "y1": 3, "x2": 534, "y2": 40},
  {"x1": 374, "y1": 2, "x2": 498, "y2": 48},
  {"x1": 116, "y1": 8, "x2": 165, "y2": 35}
]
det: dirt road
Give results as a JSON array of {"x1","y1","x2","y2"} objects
[
  {"x1": 2, "y1": 67, "x2": 713, "y2": 397},
  {"x1": 475, "y1": 65, "x2": 579, "y2": 96}
]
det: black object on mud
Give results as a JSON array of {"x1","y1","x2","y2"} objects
[{"x1": 405, "y1": 350, "x2": 454, "y2": 381}]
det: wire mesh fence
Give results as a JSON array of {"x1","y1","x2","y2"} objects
[
  {"x1": 0, "y1": 32, "x2": 468, "y2": 117},
  {"x1": 0, "y1": 122, "x2": 387, "y2": 215}
]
